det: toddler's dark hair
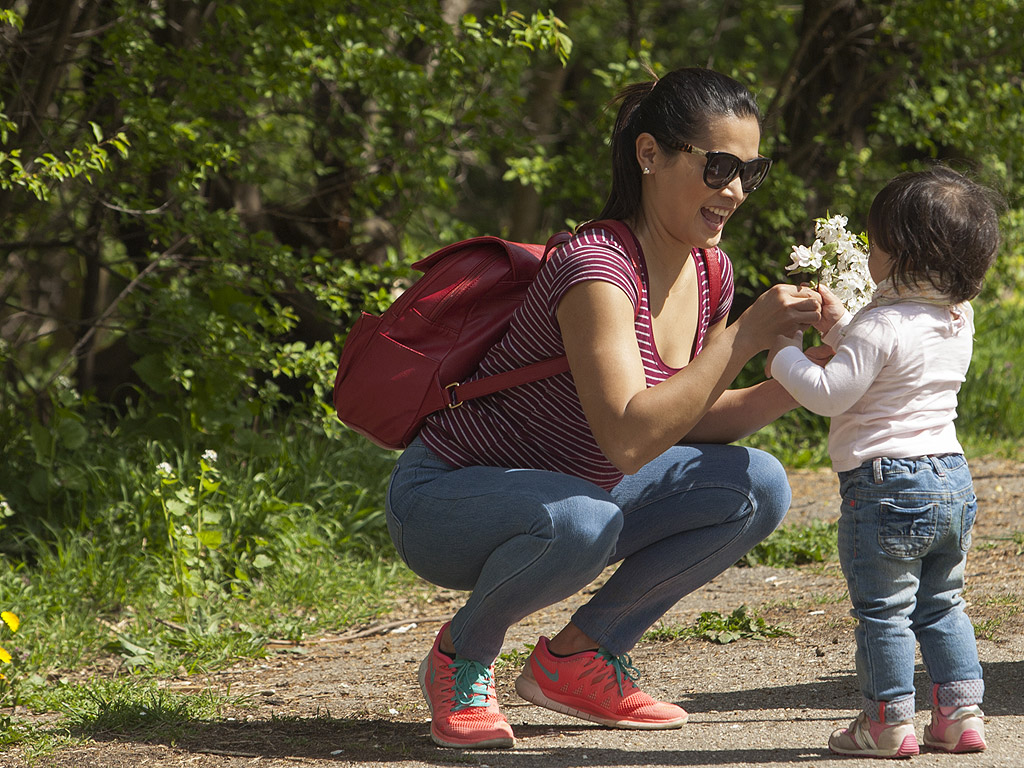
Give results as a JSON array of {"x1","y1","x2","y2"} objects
[{"x1": 867, "y1": 165, "x2": 1004, "y2": 303}]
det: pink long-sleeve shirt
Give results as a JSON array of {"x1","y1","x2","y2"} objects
[{"x1": 771, "y1": 298, "x2": 973, "y2": 472}]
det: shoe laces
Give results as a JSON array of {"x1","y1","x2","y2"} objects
[
  {"x1": 450, "y1": 658, "x2": 496, "y2": 711},
  {"x1": 594, "y1": 649, "x2": 640, "y2": 696}
]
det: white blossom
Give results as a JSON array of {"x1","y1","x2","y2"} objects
[
  {"x1": 815, "y1": 214, "x2": 849, "y2": 244},
  {"x1": 156, "y1": 462, "x2": 174, "y2": 477},
  {"x1": 202, "y1": 450, "x2": 218, "y2": 464},
  {"x1": 785, "y1": 215, "x2": 875, "y2": 313},
  {"x1": 786, "y1": 242, "x2": 825, "y2": 273}
]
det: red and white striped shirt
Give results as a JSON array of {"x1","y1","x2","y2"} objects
[{"x1": 419, "y1": 224, "x2": 734, "y2": 489}]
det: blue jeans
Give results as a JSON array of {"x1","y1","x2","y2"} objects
[
  {"x1": 837, "y1": 454, "x2": 984, "y2": 722},
  {"x1": 385, "y1": 437, "x2": 790, "y2": 664}
]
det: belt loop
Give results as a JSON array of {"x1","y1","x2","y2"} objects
[
  {"x1": 872, "y1": 457, "x2": 883, "y2": 484},
  {"x1": 929, "y1": 455, "x2": 945, "y2": 476}
]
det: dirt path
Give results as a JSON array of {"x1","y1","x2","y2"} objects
[{"x1": 7, "y1": 458, "x2": 1024, "y2": 768}]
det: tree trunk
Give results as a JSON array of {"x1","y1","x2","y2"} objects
[
  {"x1": 770, "y1": 0, "x2": 887, "y2": 180},
  {"x1": 506, "y1": 0, "x2": 584, "y2": 242}
]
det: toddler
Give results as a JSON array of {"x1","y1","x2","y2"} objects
[{"x1": 768, "y1": 166, "x2": 1003, "y2": 758}]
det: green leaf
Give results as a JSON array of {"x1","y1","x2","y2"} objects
[
  {"x1": 30, "y1": 421, "x2": 55, "y2": 462},
  {"x1": 198, "y1": 529, "x2": 222, "y2": 548},
  {"x1": 252, "y1": 554, "x2": 274, "y2": 569},
  {"x1": 56, "y1": 419, "x2": 88, "y2": 450},
  {"x1": 132, "y1": 354, "x2": 174, "y2": 394}
]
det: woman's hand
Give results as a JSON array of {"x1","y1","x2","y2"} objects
[
  {"x1": 739, "y1": 284, "x2": 822, "y2": 354},
  {"x1": 804, "y1": 343, "x2": 835, "y2": 367},
  {"x1": 813, "y1": 284, "x2": 848, "y2": 336}
]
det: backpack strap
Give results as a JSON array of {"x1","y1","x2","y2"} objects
[
  {"x1": 575, "y1": 219, "x2": 644, "y2": 305},
  {"x1": 701, "y1": 247, "x2": 723, "y2": 322},
  {"x1": 451, "y1": 355, "x2": 572, "y2": 406}
]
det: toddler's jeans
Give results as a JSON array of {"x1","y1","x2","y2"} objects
[{"x1": 837, "y1": 454, "x2": 984, "y2": 722}]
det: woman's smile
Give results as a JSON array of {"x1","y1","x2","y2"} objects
[{"x1": 701, "y1": 205, "x2": 732, "y2": 232}]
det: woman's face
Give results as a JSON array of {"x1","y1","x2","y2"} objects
[{"x1": 642, "y1": 113, "x2": 762, "y2": 251}]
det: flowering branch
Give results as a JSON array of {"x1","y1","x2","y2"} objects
[{"x1": 786, "y1": 214, "x2": 875, "y2": 313}]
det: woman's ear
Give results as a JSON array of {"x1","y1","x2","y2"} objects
[{"x1": 635, "y1": 132, "x2": 659, "y2": 174}]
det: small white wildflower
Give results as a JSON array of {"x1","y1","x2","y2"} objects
[
  {"x1": 0, "y1": 500, "x2": 12, "y2": 517},
  {"x1": 181, "y1": 525, "x2": 193, "y2": 536},
  {"x1": 202, "y1": 450, "x2": 218, "y2": 464},
  {"x1": 156, "y1": 462, "x2": 174, "y2": 477}
]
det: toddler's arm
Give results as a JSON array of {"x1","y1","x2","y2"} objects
[
  {"x1": 770, "y1": 314, "x2": 891, "y2": 416},
  {"x1": 765, "y1": 331, "x2": 802, "y2": 379}
]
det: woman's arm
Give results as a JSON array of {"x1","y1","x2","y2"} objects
[
  {"x1": 557, "y1": 280, "x2": 821, "y2": 474},
  {"x1": 681, "y1": 378, "x2": 799, "y2": 443}
]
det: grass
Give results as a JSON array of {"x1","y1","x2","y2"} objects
[
  {"x1": 1, "y1": 676, "x2": 248, "y2": 755},
  {"x1": 739, "y1": 518, "x2": 839, "y2": 567},
  {"x1": 971, "y1": 592, "x2": 1024, "y2": 641},
  {"x1": 59, "y1": 678, "x2": 241, "y2": 739},
  {"x1": 0, "y1": 421, "x2": 412, "y2": 713},
  {"x1": 644, "y1": 606, "x2": 792, "y2": 644}
]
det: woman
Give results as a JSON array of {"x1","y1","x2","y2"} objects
[{"x1": 385, "y1": 67, "x2": 822, "y2": 749}]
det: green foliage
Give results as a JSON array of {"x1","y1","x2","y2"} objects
[
  {"x1": 644, "y1": 606, "x2": 792, "y2": 645},
  {"x1": 496, "y1": 643, "x2": 535, "y2": 673},
  {"x1": 739, "y1": 520, "x2": 839, "y2": 568},
  {"x1": 1, "y1": 0, "x2": 580, "y2": 455},
  {"x1": 0, "y1": 123, "x2": 130, "y2": 201},
  {"x1": 959, "y1": 296, "x2": 1024, "y2": 444}
]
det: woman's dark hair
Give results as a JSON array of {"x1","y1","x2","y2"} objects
[
  {"x1": 599, "y1": 67, "x2": 763, "y2": 222},
  {"x1": 867, "y1": 165, "x2": 1004, "y2": 302}
]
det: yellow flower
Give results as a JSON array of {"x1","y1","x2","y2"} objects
[
  {"x1": 1, "y1": 611, "x2": 18, "y2": 632},
  {"x1": 0, "y1": 646, "x2": 10, "y2": 664}
]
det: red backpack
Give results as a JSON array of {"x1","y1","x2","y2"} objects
[{"x1": 332, "y1": 220, "x2": 721, "y2": 450}]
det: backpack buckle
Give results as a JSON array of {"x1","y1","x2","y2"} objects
[{"x1": 445, "y1": 382, "x2": 463, "y2": 409}]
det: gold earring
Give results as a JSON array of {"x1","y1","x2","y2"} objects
[{"x1": 642, "y1": 167, "x2": 651, "y2": 175}]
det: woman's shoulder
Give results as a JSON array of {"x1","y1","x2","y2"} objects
[
  {"x1": 555, "y1": 223, "x2": 640, "y2": 274},
  {"x1": 565, "y1": 221, "x2": 636, "y2": 257},
  {"x1": 542, "y1": 223, "x2": 642, "y2": 307}
]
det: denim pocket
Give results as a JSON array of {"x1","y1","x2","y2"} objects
[
  {"x1": 878, "y1": 499, "x2": 938, "y2": 557},
  {"x1": 960, "y1": 497, "x2": 978, "y2": 552}
]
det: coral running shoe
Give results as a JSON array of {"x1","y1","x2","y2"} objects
[
  {"x1": 923, "y1": 705, "x2": 987, "y2": 753},
  {"x1": 418, "y1": 623, "x2": 514, "y2": 749},
  {"x1": 514, "y1": 636, "x2": 688, "y2": 729},
  {"x1": 828, "y1": 711, "x2": 919, "y2": 758}
]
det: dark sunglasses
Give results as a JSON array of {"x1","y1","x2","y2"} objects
[{"x1": 676, "y1": 142, "x2": 773, "y2": 193}]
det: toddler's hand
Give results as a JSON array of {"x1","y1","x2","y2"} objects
[{"x1": 813, "y1": 284, "x2": 848, "y2": 335}]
